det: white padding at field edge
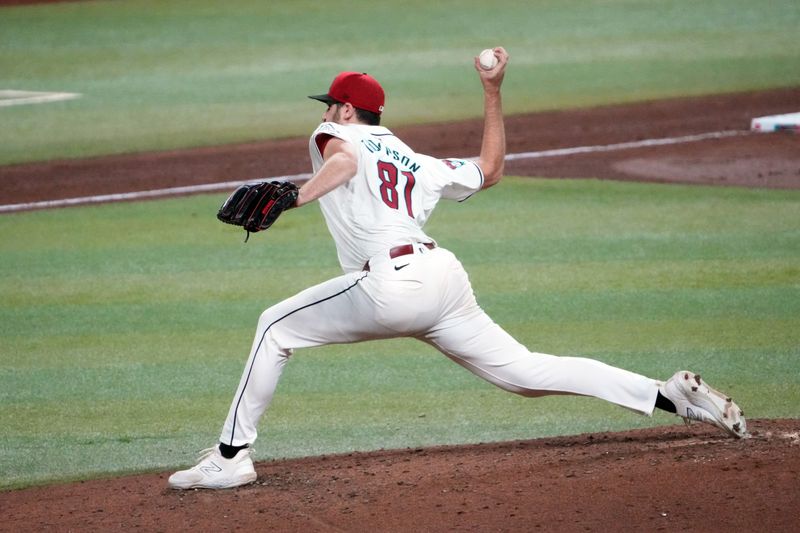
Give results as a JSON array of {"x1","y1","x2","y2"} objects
[{"x1": 750, "y1": 112, "x2": 800, "y2": 132}]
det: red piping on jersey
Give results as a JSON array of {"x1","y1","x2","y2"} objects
[{"x1": 316, "y1": 134, "x2": 333, "y2": 156}]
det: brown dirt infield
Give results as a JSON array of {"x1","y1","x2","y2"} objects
[{"x1": 1, "y1": 88, "x2": 799, "y2": 531}]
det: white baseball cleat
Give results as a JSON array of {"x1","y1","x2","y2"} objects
[
  {"x1": 659, "y1": 370, "x2": 747, "y2": 438},
  {"x1": 168, "y1": 445, "x2": 257, "y2": 489}
]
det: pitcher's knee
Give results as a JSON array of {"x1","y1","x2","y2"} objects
[
  {"x1": 257, "y1": 309, "x2": 272, "y2": 329},
  {"x1": 257, "y1": 305, "x2": 295, "y2": 336},
  {"x1": 256, "y1": 310, "x2": 294, "y2": 358}
]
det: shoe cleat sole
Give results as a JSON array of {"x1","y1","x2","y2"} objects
[{"x1": 679, "y1": 371, "x2": 748, "y2": 439}]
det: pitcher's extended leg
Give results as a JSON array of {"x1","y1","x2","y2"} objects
[{"x1": 426, "y1": 308, "x2": 659, "y2": 415}]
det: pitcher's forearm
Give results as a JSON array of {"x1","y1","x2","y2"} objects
[{"x1": 478, "y1": 88, "x2": 506, "y2": 188}]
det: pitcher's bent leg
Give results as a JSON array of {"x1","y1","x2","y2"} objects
[
  {"x1": 220, "y1": 271, "x2": 390, "y2": 447},
  {"x1": 220, "y1": 327, "x2": 290, "y2": 447},
  {"x1": 426, "y1": 309, "x2": 659, "y2": 415}
]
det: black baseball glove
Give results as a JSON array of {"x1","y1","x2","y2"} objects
[{"x1": 217, "y1": 180, "x2": 299, "y2": 241}]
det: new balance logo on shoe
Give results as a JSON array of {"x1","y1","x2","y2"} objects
[{"x1": 200, "y1": 462, "x2": 223, "y2": 475}]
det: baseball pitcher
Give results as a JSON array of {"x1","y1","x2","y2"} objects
[{"x1": 170, "y1": 47, "x2": 746, "y2": 489}]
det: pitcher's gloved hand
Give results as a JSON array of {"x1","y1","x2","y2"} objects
[{"x1": 217, "y1": 181, "x2": 299, "y2": 240}]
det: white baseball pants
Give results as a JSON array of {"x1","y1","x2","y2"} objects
[{"x1": 221, "y1": 245, "x2": 659, "y2": 447}]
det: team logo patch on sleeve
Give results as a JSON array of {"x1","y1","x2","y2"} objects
[{"x1": 442, "y1": 159, "x2": 466, "y2": 169}]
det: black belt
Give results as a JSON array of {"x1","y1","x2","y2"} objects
[{"x1": 363, "y1": 242, "x2": 435, "y2": 271}]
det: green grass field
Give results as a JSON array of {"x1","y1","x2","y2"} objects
[
  {"x1": 1, "y1": 178, "x2": 799, "y2": 489},
  {"x1": 1, "y1": 0, "x2": 799, "y2": 164}
]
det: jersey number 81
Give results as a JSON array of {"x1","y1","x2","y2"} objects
[{"x1": 376, "y1": 161, "x2": 416, "y2": 218}]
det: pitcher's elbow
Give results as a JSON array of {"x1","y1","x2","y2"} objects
[{"x1": 481, "y1": 164, "x2": 504, "y2": 189}]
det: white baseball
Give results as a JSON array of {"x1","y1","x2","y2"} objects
[{"x1": 479, "y1": 49, "x2": 498, "y2": 70}]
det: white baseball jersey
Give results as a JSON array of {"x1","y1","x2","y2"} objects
[{"x1": 308, "y1": 122, "x2": 484, "y2": 272}]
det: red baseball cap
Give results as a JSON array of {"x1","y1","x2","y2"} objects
[{"x1": 308, "y1": 71, "x2": 385, "y2": 115}]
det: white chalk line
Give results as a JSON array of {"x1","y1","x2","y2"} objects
[
  {"x1": 0, "y1": 174, "x2": 312, "y2": 213},
  {"x1": 0, "y1": 90, "x2": 82, "y2": 108},
  {"x1": 0, "y1": 129, "x2": 746, "y2": 213},
  {"x1": 505, "y1": 129, "x2": 744, "y2": 160}
]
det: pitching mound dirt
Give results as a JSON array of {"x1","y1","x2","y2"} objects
[{"x1": 3, "y1": 420, "x2": 799, "y2": 532}]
